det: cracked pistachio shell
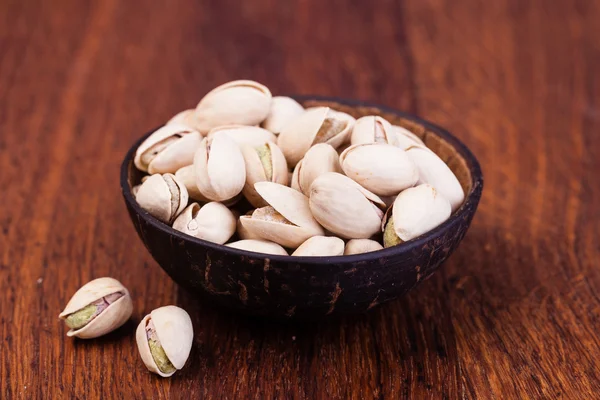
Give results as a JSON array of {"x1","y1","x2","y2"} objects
[
  {"x1": 383, "y1": 184, "x2": 451, "y2": 245},
  {"x1": 59, "y1": 277, "x2": 133, "y2": 339},
  {"x1": 277, "y1": 107, "x2": 355, "y2": 167},
  {"x1": 406, "y1": 145, "x2": 465, "y2": 212},
  {"x1": 309, "y1": 172, "x2": 385, "y2": 239},
  {"x1": 172, "y1": 202, "x2": 236, "y2": 244},
  {"x1": 194, "y1": 80, "x2": 272, "y2": 133},
  {"x1": 241, "y1": 142, "x2": 289, "y2": 207},
  {"x1": 226, "y1": 239, "x2": 288, "y2": 255},
  {"x1": 340, "y1": 143, "x2": 418, "y2": 196},
  {"x1": 261, "y1": 96, "x2": 305, "y2": 134},
  {"x1": 207, "y1": 125, "x2": 277, "y2": 147},
  {"x1": 193, "y1": 134, "x2": 246, "y2": 202},
  {"x1": 291, "y1": 236, "x2": 345, "y2": 257},
  {"x1": 350, "y1": 116, "x2": 396, "y2": 146},
  {"x1": 166, "y1": 109, "x2": 204, "y2": 133},
  {"x1": 134, "y1": 124, "x2": 203, "y2": 174},
  {"x1": 292, "y1": 143, "x2": 341, "y2": 195},
  {"x1": 344, "y1": 239, "x2": 384, "y2": 255},
  {"x1": 135, "y1": 173, "x2": 189, "y2": 223},
  {"x1": 239, "y1": 182, "x2": 324, "y2": 248},
  {"x1": 136, "y1": 306, "x2": 193, "y2": 377},
  {"x1": 392, "y1": 125, "x2": 425, "y2": 149}
]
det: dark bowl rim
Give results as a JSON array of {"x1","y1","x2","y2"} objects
[{"x1": 120, "y1": 95, "x2": 484, "y2": 264}]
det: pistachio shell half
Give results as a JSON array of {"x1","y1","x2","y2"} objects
[
  {"x1": 135, "y1": 173, "x2": 189, "y2": 223},
  {"x1": 226, "y1": 239, "x2": 288, "y2": 255},
  {"x1": 194, "y1": 80, "x2": 272, "y2": 133},
  {"x1": 277, "y1": 107, "x2": 356, "y2": 167},
  {"x1": 59, "y1": 277, "x2": 133, "y2": 339},
  {"x1": 239, "y1": 182, "x2": 324, "y2": 248},
  {"x1": 207, "y1": 125, "x2": 277, "y2": 147},
  {"x1": 241, "y1": 142, "x2": 289, "y2": 207},
  {"x1": 136, "y1": 306, "x2": 193, "y2": 377},
  {"x1": 382, "y1": 183, "x2": 451, "y2": 247},
  {"x1": 172, "y1": 202, "x2": 236, "y2": 244},
  {"x1": 292, "y1": 143, "x2": 341, "y2": 195},
  {"x1": 134, "y1": 124, "x2": 203, "y2": 174},
  {"x1": 193, "y1": 134, "x2": 246, "y2": 202},
  {"x1": 339, "y1": 143, "x2": 418, "y2": 196},
  {"x1": 406, "y1": 145, "x2": 465, "y2": 212},
  {"x1": 291, "y1": 236, "x2": 345, "y2": 256},
  {"x1": 309, "y1": 172, "x2": 385, "y2": 239},
  {"x1": 261, "y1": 96, "x2": 304, "y2": 134},
  {"x1": 344, "y1": 239, "x2": 384, "y2": 255}
]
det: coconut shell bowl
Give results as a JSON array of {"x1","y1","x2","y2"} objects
[{"x1": 120, "y1": 96, "x2": 483, "y2": 319}]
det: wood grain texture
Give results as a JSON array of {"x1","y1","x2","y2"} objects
[{"x1": 1, "y1": 0, "x2": 599, "y2": 398}]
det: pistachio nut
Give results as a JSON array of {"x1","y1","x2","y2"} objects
[
  {"x1": 194, "y1": 80, "x2": 272, "y2": 133},
  {"x1": 344, "y1": 239, "x2": 383, "y2": 255},
  {"x1": 308, "y1": 172, "x2": 385, "y2": 239},
  {"x1": 174, "y1": 165, "x2": 210, "y2": 202},
  {"x1": 339, "y1": 143, "x2": 418, "y2": 196},
  {"x1": 291, "y1": 236, "x2": 345, "y2": 257},
  {"x1": 135, "y1": 173, "x2": 189, "y2": 223},
  {"x1": 406, "y1": 145, "x2": 465, "y2": 212},
  {"x1": 59, "y1": 277, "x2": 133, "y2": 339},
  {"x1": 193, "y1": 134, "x2": 246, "y2": 202},
  {"x1": 291, "y1": 143, "x2": 341, "y2": 195},
  {"x1": 136, "y1": 306, "x2": 193, "y2": 377},
  {"x1": 207, "y1": 125, "x2": 277, "y2": 147},
  {"x1": 239, "y1": 182, "x2": 324, "y2": 248},
  {"x1": 172, "y1": 202, "x2": 236, "y2": 244},
  {"x1": 350, "y1": 116, "x2": 396, "y2": 146},
  {"x1": 226, "y1": 239, "x2": 288, "y2": 255},
  {"x1": 392, "y1": 125, "x2": 425, "y2": 149},
  {"x1": 241, "y1": 142, "x2": 289, "y2": 207},
  {"x1": 134, "y1": 124, "x2": 203, "y2": 174},
  {"x1": 277, "y1": 107, "x2": 355, "y2": 167},
  {"x1": 261, "y1": 96, "x2": 304, "y2": 134},
  {"x1": 166, "y1": 109, "x2": 203, "y2": 132},
  {"x1": 382, "y1": 184, "x2": 451, "y2": 247}
]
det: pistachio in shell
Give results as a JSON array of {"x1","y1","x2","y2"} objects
[
  {"x1": 240, "y1": 142, "x2": 289, "y2": 207},
  {"x1": 135, "y1": 173, "x2": 189, "y2": 223},
  {"x1": 261, "y1": 96, "x2": 304, "y2": 134},
  {"x1": 226, "y1": 239, "x2": 289, "y2": 256},
  {"x1": 291, "y1": 236, "x2": 345, "y2": 257},
  {"x1": 172, "y1": 202, "x2": 236, "y2": 244},
  {"x1": 344, "y1": 239, "x2": 384, "y2": 255},
  {"x1": 291, "y1": 143, "x2": 341, "y2": 196}
]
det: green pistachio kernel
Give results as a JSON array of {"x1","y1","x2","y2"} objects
[
  {"x1": 383, "y1": 218, "x2": 403, "y2": 248},
  {"x1": 65, "y1": 304, "x2": 98, "y2": 330},
  {"x1": 148, "y1": 338, "x2": 176, "y2": 374},
  {"x1": 255, "y1": 144, "x2": 273, "y2": 181}
]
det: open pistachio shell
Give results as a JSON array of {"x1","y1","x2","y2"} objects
[
  {"x1": 344, "y1": 239, "x2": 384, "y2": 255},
  {"x1": 194, "y1": 80, "x2": 272, "y2": 133},
  {"x1": 309, "y1": 172, "x2": 385, "y2": 239},
  {"x1": 172, "y1": 202, "x2": 236, "y2": 244},
  {"x1": 166, "y1": 109, "x2": 204, "y2": 133},
  {"x1": 239, "y1": 182, "x2": 324, "y2": 248},
  {"x1": 294, "y1": 143, "x2": 341, "y2": 195},
  {"x1": 135, "y1": 173, "x2": 189, "y2": 223},
  {"x1": 226, "y1": 239, "x2": 288, "y2": 255},
  {"x1": 136, "y1": 306, "x2": 193, "y2": 377},
  {"x1": 241, "y1": 142, "x2": 289, "y2": 207},
  {"x1": 392, "y1": 125, "x2": 425, "y2": 149},
  {"x1": 134, "y1": 124, "x2": 203, "y2": 174},
  {"x1": 383, "y1": 184, "x2": 451, "y2": 245},
  {"x1": 406, "y1": 145, "x2": 465, "y2": 212},
  {"x1": 261, "y1": 96, "x2": 305, "y2": 134},
  {"x1": 193, "y1": 134, "x2": 246, "y2": 202},
  {"x1": 291, "y1": 236, "x2": 345, "y2": 256},
  {"x1": 59, "y1": 277, "x2": 133, "y2": 339},
  {"x1": 350, "y1": 116, "x2": 396, "y2": 146},
  {"x1": 277, "y1": 107, "x2": 355, "y2": 167},
  {"x1": 339, "y1": 143, "x2": 418, "y2": 196},
  {"x1": 207, "y1": 125, "x2": 277, "y2": 147}
]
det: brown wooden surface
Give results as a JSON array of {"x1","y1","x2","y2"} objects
[{"x1": 1, "y1": 0, "x2": 599, "y2": 398}]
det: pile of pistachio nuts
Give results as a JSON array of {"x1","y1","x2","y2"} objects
[
  {"x1": 132, "y1": 80, "x2": 465, "y2": 256},
  {"x1": 59, "y1": 277, "x2": 193, "y2": 377}
]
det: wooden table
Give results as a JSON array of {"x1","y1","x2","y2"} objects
[{"x1": 2, "y1": 0, "x2": 599, "y2": 398}]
